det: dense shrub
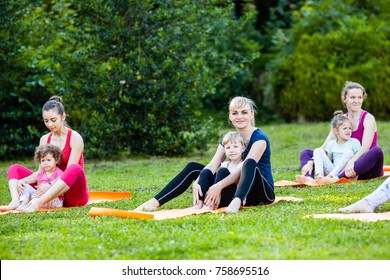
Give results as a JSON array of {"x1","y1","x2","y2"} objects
[
  {"x1": 0, "y1": 0, "x2": 259, "y2": 159},
  {"x1": 264, "y1": 0, "x2": 390, "y2": 122}
]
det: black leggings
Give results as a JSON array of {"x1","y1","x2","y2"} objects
[
  {"x1": 155, "y1": 159, "x2": 275, "y2": 207},
  {"x1": 235, "y1": 158, "x2": 275, "y2": 206},
  {"x1": 197, "y1": 167, "x2": 237, "y2": 207},
  {"x1": 155, "y1": 162, "x2": 204, "y2": 206}
]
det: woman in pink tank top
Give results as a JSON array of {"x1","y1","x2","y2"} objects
[
  {"x1": 3, "y1": 96, "x2": 89, "y2": 211},
  {"x1": 299, "y1": 81, "x2": 384, "y2": 183}
]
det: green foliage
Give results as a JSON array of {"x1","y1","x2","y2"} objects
[
  {"x1": 264, "y1": 0, "x2": 390, "y2": 122},
  {"x1": 0, "y1": 0, "x2": 259, "y2": 159}
]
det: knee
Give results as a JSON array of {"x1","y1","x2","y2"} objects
[
  {"x1": 67, "y1": 163, "x2": 83, "y2": 171},
  {"x1": 216, "y1": 167, "x2": 230, "y2": 177},
  {"x1": 371, "y1": 147, "x2": 384, "y2": 159},
  {"x1": 8, "y1": 164, "x2": 24, "y2": 180},
  {"x1": 300, "y1": 149, "x2": 313, "y2": 160},
  {"x1": 200, "y1": 168, "x2": 213, "y2": 177},
  {"x1": 63, "y1": 164, "x2": 84, "y2": 176},
  {"x1": 243, "y1": 158, "x2": 256, "y2": 169},
  {"x1": 186, "y1": 162, "x2": 204, "y2": 171},
  {"x1": 313, "y1": 148, "x2": 322, "y2": 156},
  {"x1": 8, "y1": 164, "x2": 23, "y2": 174}
]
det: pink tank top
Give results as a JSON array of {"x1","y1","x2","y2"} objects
[
  {"x1": 347, "y1": 110, "x2": 377, "y2": 149},
  {"x1": 47, "y1": 129, "x2": 84, "y2": 171}
]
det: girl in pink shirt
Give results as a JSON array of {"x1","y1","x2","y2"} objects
[{"x1": 18, "y1": 144, "x2": 64, "y2": 210}]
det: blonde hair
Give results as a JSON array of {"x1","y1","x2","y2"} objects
[
  {"x1": 331, "y1": 110, "x2": 351, "y2": 129},
  {"x1": 222, "y1": 131, "x2": 245, "y2": 147},
  {"x1": 341, "y1": 81, "x2": 367, "y2": 107},
  {"x1": 34, "y1": 144, "x2": 62, "y2": 165},
  {"x1": 228, "y1": 96, "x2": 257, "y2": 126}
]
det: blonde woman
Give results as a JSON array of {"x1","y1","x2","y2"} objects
[{"x1": 135, "y1": 96, "x2": 275, "y2": 213}]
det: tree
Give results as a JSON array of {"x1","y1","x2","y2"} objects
[
  {"x1": 264, "y1": 0, "x2": 390, "y2": 122},
  {"x1": 0, "y1": 0, "x2": 260, "y2": 159}
]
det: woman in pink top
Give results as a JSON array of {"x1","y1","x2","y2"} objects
[
  {"x1": 299, "y1": 81, "x2": 384, "y2": 183},
  {"x1": 3, "y1": 96, "x2": 89, "y2": 212}
]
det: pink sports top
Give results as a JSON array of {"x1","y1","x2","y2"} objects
[
  {"x1": 47, "y1": 129, "x2": 85, "y2": 171},
  {"x1": 347, "y1": 110, "x2": 378, "y2": 149}
]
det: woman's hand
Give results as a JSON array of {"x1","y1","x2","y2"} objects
[
  {"x1": 192, "y1": 182, "x2": 203, "y2": 206},
  {"x1": 344, "y1": 161, "x2": 356, "y2": 178},
  {"x1": 301, "y1": 160, "x2": 314, "y2": 176},
  {"x1": 32, "y1": 183, "x2": 51, "y2": 198},
  {"x1": 17, "y1": 180, "x2": 26, "y2": 195},
  {"x1": 204, "y1": 183, "x2": 222, "y2": 209}
]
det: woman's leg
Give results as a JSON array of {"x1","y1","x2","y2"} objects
[
  {"x1": 338, "y1": 147, "x2": 384, "y2": 179},
  {"x1": 3, "y1": 164, "x2": 34, "y2": 210},
  {"x1": 61, "y1": 164, "x2": 89, "y2": 207},
  {"x1": 300, "y1": 149, "x2": 314, "y2": 178},
  {"x1": 339, "y1": 177, "x2": 390, "y2": 213},
  {"x1": 23, "y1": 164, "x2": 88, "y2": 212},
  {"x1": 225, "y1": 159, "x2": 275, "y2": 213},
  {"x1": 135, "y1": 162, "x2": 204, "y2": 211}
]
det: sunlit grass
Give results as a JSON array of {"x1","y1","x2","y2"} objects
[{"x1": 1, "y1": 121, "x2": 389, "y2": 259}]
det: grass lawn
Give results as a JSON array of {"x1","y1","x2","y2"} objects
[{"x1": 1, "y1": 121, "x2": 389, "y2": 260}]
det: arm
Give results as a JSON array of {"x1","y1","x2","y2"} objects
[
  {"x1": 16, "y1": 135, "x2": 51, "y2": 194},
  {"x1": 192, "y1": 143, "x2": 225, "y2": 206},
  {"x1": 17, "y1": 173, "x2": 38, "y2": 195},
  {"x1": 302, "y1": 128, "x2": 335, "y2": 175},
  {"x1": 321, "y1": 129, "x2": 336, "y2": 150},
  {"x1": 204, "y1": 140, "x2": 267, "y2": 208},
  {"x1": 344, "y1": 114, "x2": 376, "y2": 177},
  {"x1": 203, "y1": 144, "x2": 226, "y2": 174},
  {"x1": 68, "y1": 130, "x2": 84, "y2": 167}
]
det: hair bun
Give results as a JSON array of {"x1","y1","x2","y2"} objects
[
  {"x1": 333, "y1": 110, "x2": 343, "y2": 117},
  {"x1": 49, "y1": 95, "x2": 63, "y2": 103}
]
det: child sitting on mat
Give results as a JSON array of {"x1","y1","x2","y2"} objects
[
  {"x1": 193, "y1": 131, "x2": 245, "y2": 210},
  {"x1": 17, "y1": 144, "x2": 64, "y2": 210},
  {"x1": 296, "y1": 111, "x2": 361, "y2": 183}
]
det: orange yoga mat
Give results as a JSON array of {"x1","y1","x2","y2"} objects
[
  {"x1": 0, "y1": 191, "x2": 132, "y2": 214},
  {"x1": 89, "y1": 196, "x2": 304, "y2": 220},
  {"x1": 274, "y1": 165, "x2": 390, "y2": 187},
  {"x1": 305, "y1": 212, "x2": 390, "y2": 222}
]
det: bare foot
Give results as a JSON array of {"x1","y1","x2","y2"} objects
[
  {"x1": 317, "y1": 176, "x2": 339, "y2": 184},
  {"x1": 201, "y1": 204, "x2": 215, "y2": 211},
  {"x1": 16, "y1": 202, "x2": 28, "y2": 211},
  {"x1": 348, "y1": 176, "x2": 358, "y2": 182},
  {"x1": 295, "y1": 175, "x2": 315, "y2": 183},
  {"x1": 0, "y1": 200, "x2": 21, "y2": 212},
  {"x1": 223, "y1": 197, "x2": 242, "y2": 214},
  {"x1": 338, "y1": 199, "x2": 374, "y2": 213},
  {"x1": 190, "y1": 201, "x2": 204, "y2": 209},
  {"x1": 21, "y1": 198, "x2": 40, "y2": 213},
  {"x1": 134, "y1": 198, "x2": 160, "y2": 212}
]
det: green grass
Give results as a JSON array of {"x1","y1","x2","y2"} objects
[{"x1": 1, "y1": 121, "x2": 390, "y2": 260}]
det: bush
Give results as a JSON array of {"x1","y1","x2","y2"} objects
[
  {"x1": 265, "y1": 0, "x2": 390, "y2": 122},
  {"x1": 0, "y1": 0, "x2": 259, "y2": 159}
]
